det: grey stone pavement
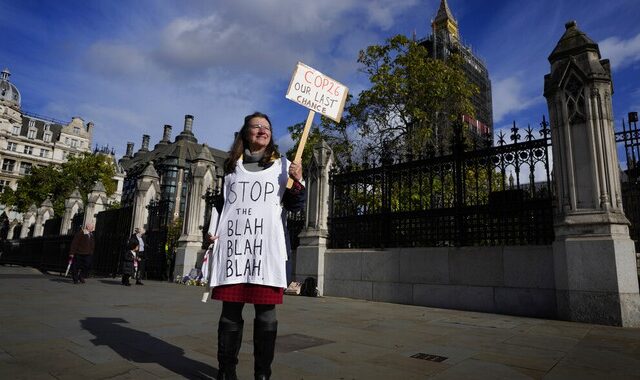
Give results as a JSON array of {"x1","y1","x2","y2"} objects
[{"x1": 1, "y1": 265, "x2": 639, "y2": 380}]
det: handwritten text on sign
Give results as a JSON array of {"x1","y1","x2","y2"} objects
[
  {"x1": 223, "y1": 180, "x2": 277, "y2": 278},
  {"x1": 285, "y1": 62, "x2": 349, "y2": 123}
]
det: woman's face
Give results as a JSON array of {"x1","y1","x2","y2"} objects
[{"x1": 246, "y1": 117, "x2": 272, "y2": 152}]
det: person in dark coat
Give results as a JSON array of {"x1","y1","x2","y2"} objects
[
  {"x1": 69, "y1": 223, "x2": 95, "y2": 284},
  {"x1": 128, "y1": 227, "x2": 146, "y2": 285},
  {"x1": 121, "y1": 240, "x2": 139, "y2": 286}
]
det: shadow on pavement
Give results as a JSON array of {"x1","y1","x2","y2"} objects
[
  {"x1": 80, "y1": 317, "x2": 217, "y2": 379},
  {"x1": 98, "y1": 279, "x2": 124, "y2": 285}
]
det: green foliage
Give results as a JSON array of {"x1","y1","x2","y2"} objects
[
  {"x1": 334, "y1": 163, "x2": 506, "y2": 219},
  {"x1": 285, "y1": 34, "x2": 477, "y2": 166},
  {"x1": 285, "y1": 122, "x2": 324, "y2": 167},
  {"x1": 286, "y1": 95, "x2": 355, "y2": 169},
  {"x1": 351, "y1": 34, "x2": 477, "y2": 158},
  {"x1": 166, "y1": 217, "x2": 183, "y2": 256},
  {"x1": 0, "y1": 152, "x2": 117, "y2": 215}
]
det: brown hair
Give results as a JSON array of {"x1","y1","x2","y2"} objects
[{"x1": 224, "y1": 112, "x2": 280, "y2": 174}]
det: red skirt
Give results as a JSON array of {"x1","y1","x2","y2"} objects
[{"x1": 212, "y1": 283, "x2": 284, "y2": 304}]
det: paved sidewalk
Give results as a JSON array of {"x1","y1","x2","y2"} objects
[{"x1": 0, "y1": 265, "x2": 639, "y2": 379}]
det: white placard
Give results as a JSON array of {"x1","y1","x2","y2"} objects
[{"x1": 285, "y1": 62, "x2": 349, "y2": 123}]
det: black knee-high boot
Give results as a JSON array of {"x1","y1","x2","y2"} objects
[
  {"x1": 217, "y1": 320, "x2": 243, "y2": 380},
  {"x1": 253, "y1": 320, "x2": 277, "y2": 380}
]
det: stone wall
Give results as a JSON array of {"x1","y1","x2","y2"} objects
[{"x1": 321, "y1": 246, "x2": 557, "y2": 318}]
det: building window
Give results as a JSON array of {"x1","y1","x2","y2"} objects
[
  {"x1": 43, "y1": 132, "x2": 52, "y2": 142},
  {"x1": 44, "y1": 123, "x2": 50, "y2": 131},
  {"x1": 40, "y1": 149, "x2": 50, "y2": 158},
  {"x1": 27, "y1": 129, "x2": 36, "y2": 139},
  {"x1": 12, "y1": 126, "x2": 20, "y2": 135},
  {"x1": 7, "y1": 142, "x2": 17, "y2": 151},
  {"x1": 19, "y1": 162, "x2": 33, "y2": 175},
  {"x1": 73, "y1": 126, "x2": 80, "y2": 135},
  {"x1": 2, "y1": 159, "x2": 16, "y2": 172},
  {"x1": 23, "y1": 146, "x2": 33, "y2": 155},
  {"x1": 28, "y1": 120, "x2": 35, "y2": 128},
  {"x1": 0, "y1": 180, "x2": 10, "y2": 193},
  {"x1": 71, "y1": 139, "x2": 78, "y2": 148}
]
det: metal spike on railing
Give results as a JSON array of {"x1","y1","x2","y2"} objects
[
  {"x1": 525, "y1": 124, "x2": 535, "y2": 141},
  {"x1": 540, "y1": 115, "x2": 551, "y2": 139},
  {"x1": 497, "y1": 130, "x2": 507, "y2": 146},
  {"x1": 510, "y1": 121, "x2": 520, "y2": 143}
]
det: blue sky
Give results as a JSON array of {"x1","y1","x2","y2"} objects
[{"x1": 1, "y1": 0, "x2": 639, "y2": 160}]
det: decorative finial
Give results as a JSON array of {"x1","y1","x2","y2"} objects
[{"x1": 565, "y1": 20, "x2": 577, "y2": 30}]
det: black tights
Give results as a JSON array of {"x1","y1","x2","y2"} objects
[{"x1": 220, "y1": 301, "x2": 276, "y2": 324}]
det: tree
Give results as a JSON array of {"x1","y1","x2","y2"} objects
[
  {"x1": 287, "y1": 34, "x2": 478, "y2": 166},
  {"x1": 0, "y1": 153, "x2": 117, "y2": 215},
  {"x1": 286, "y1": 95, "x2": 356, "y2": 169},
  {"x1": 350, "y1": 34, "x2": 477, "y2": 159}
]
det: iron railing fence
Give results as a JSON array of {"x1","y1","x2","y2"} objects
[
  {"x1": 43, "y1": 216, "x2": 62, "y2": 236},
  {"x1": 93, "y1": 206, "x2": 133, "y2": 277},
  {"x1": 145, "y1": 199, "x2": 171, "y2": 280},
  {"x1": 617, "y1": 111, "x2": 640, "y2": 251},
  {"x1": 286, "y1": 209, "x2": 306, "y2": 252},
  {"x1": 329, "y1": 118, "x2": 554, "y2": 248},
  {"x1": 0, "y1": 235, "x2": 73, "y2": 274},
  {"x1": 202, "y1": 187, "x2": 223, "y2": 249},
  {"x1": 70, "y1": 212, "x2": 84, "y2": 235}
]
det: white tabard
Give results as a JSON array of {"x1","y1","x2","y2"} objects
[{"x1": 209, "y1": 158, "x2": 290, "y2": 289}]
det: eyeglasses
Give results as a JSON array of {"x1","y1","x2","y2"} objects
[{"x1": 249, "y1": 124, "x2": 271, "y2": 132}]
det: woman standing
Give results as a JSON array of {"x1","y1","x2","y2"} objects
[{"x1": 209, "y1": 112, "x2": 305, "y2": 380}]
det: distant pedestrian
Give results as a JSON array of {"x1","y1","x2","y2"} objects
[
  {"x1": 128, "y1": 227, "x2": 146, "y2": 285},
  {"x1": 69, "y1": 223, "x2": 95, "y2": 284},
  {"x1": 121, "y1": 240, "x2": 139, "y2": 286}
]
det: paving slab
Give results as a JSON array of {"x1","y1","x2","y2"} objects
[{"x1": 1, "y1": 265, "x2": 640, "y2": 379}]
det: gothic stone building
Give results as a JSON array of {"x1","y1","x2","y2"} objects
[
  {"x1": 118, "y1": 115, "x2": 228, "y2": 223},
  {"x1": 421, "y1": 0, "x2": 494, "y2": 146}
]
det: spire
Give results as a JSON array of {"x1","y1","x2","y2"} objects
[
  {"x1": 432, "y1": 0, "x2": 459, "y2": 41},
  {"x1": 434, "y1": 0, "x2": 456, "y2": 24}
]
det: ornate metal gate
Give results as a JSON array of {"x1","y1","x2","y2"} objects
[
  {"x1": 145, "y1": 199, "x2": 171, "y2": 280},
  {"x1": 617, "y1": 111, "x2": 640, "y2": 252},
  {"x1": 93, "y1": 206, "x2": 133, "y2": 277},
  {"x1": 329, "y1": 119, "x2": 554, "y2": 248}
]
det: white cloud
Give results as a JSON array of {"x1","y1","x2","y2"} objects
[
  {"x1": 275, "y1": 133, "x2": 295, "y2": 155},
  {"x1": 492, "y1": 76, "x2": 544, "y2": 123},
  {"x1": 86, "y1": 42, "x2": 153, "y2": 78},
  {"x1": 599, "y1": 32, "x2": 640, "y2": 70},
  {"x1": 70, "y1": 0, "x2": 423, "y2": 153},
  {"x1": 146, "y1": 0, "x2": 418, "y2": 78},
  {"x1": 363, "y1": 0, "x2": 418, "y2": 30}
]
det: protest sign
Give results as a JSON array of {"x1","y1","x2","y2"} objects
[
  {"x1": 286, "y1": 62, "x2": 349, "y2": 123},
  {"x1": 285, "y1": 62, "x2": 349, "y2": 188}
]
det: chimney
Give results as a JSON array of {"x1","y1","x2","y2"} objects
[
  {"x1": 126, "y1": 142, "x2": 134, "y2": 157},
  {"x1": 163, "y1": 124, "x2": 172, "y2": 142},
  {"x1": 86, "y1": 121, "x2": 94, "y2": 135},
  {"x1": 184, "y1": 115, "x2": 194, "y2": 133},
  {"x1": 141, "y1": 134, "x2": 150, "y2": 151},
  {"x1": 175, "y1": 114, "x2": 198, "y2": 143}
]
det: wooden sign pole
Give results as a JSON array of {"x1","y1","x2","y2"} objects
[{"x1": 287, "y1": 110, "x2": 315, "y2": 189}]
